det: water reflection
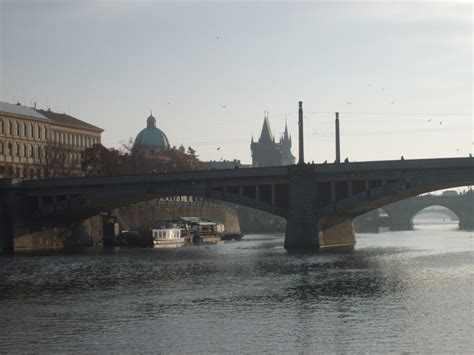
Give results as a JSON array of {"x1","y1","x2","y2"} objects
[{"x1": 0, "y1": 230, "x2": 473, "y2": 353}]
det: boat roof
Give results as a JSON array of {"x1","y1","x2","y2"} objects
[{"x1": 180, "y1": 217, "x2": 216, "y2": 226}]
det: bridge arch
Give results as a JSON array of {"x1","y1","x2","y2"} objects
[
  {"x1": 319, "y1": 170, "x2": 474, "y2": 231},
  {"x1": 411, "y1": 205, "x2": 460, "y2": 229}
]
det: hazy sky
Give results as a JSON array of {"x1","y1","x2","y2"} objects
[{"x1": 1, "y1": 0, "x2": 472, "y2": 164}]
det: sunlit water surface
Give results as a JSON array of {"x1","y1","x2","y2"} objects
[{"x1": 1, "y1": 226, "x2": 473, "y2": 353}]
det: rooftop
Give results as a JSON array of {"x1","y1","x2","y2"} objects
[
  {"x1": 0, "y1": 102, "x2": 49, "y2": 121},
  {"x1": 36, "y1": 109, "x2": 103, "y2": 133}
]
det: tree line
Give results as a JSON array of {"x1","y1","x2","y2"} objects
[{"x1": 36, "y1": 139, "x2": 203, "y2": 178}]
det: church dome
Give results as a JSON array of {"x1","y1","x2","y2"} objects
[{"x1": 134, "y1": 113, "x2": 170, "y2": 151}]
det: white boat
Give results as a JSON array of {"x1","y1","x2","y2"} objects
[{"x1": 152, "y1": 227, "x2": 186, "y2": 247}]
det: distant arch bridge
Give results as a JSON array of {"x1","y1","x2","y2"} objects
[{"x1": 382, "y1": 194, "x2": 473, "y2": 230}]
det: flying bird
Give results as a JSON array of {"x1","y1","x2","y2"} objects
[
  {"x1": 427, "y1": 119, "x2": 432, "y2": 122},
  {"x1": 217, "y1": 147, "x2": 221, "y2": 150},
  {"x1": 440, "y1": 122, "x2": 443, "y2": 125}
]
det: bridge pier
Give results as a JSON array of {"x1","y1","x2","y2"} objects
[
  {"x1": 0, "y1": 216, "x2": 14, "y2": 254},
  {"x1": 319, "y1": 219, "x2": 356, "y2": 248},
  {"x1": 284, "y1": 166, "x2": 320, "y2": 249},
  {"x1": 284, "y1": 209, "x2": 320, "y2": 249},
  {"x1": 387, "y1": 213, "x2": 414, "y2": 231},
  {"x1": 0, "y1": 187, "x2": 16, "y2": 254}
]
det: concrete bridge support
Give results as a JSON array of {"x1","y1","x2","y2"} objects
[
  {"x1": 0, "y1": 189, "x2": 18, "y2": 254},
  {"x1": 283, "y1": 167, "x2": 357, "y2": 250},
  {"x1": 285, "y1": 209, "x2": 320, "y2": 249},
  {"x1": 388, "y1": 213, "x2": 414, "y2": 231},
  {"x1": 319, "y1": 220, "x2": 356, "y2": 248},
  {"x1": 0, "y1": 216, "x2": 14, "y2": 254},
  {"x1": 284, "y1": 167, "x2": 320, "y2": 249}
]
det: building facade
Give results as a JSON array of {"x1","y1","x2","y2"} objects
[
  {"x1": 0, "y1": 102, "x2": 103, "y2": 179},
  {"x1": 251, "y1": 113, "x2": 295, "y2": 167}
]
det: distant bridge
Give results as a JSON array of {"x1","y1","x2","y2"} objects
[
  {"x1": 1, "y1": 157, "x2": 473, "y2": 252},
  {"x1": 381, "y1": 193, "x2": 473, "y2": 230}
]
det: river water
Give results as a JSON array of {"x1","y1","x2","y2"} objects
[{"x1": 1, "y1": 225, "x2": 472, "y2": 353}]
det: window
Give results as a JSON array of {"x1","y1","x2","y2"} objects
[
  {"x1": 22, "y1": 144, "x2": 26, "y2": 157},
  {"x1": 29, "y1": 145, "x2": 34, "y2": 157},
  {"x1": 8, "y1": 143, "x2": 12, "y2": 156},
  {"x1": 16, "y1": 122, "x2": 20, "y2": 136},
  {"x1": 8, "y1": 121, "x2": 13, "y2": 135},
  {"x1": 15, "y1": 143, "x2": 19, "y2": 156},
  {"x1": 0, "y1": 120, "x2": 3, "y2": 134},
  {"x1": 0, "y1": 141, "x2": 3, "y2": 154},
  {"x1": 30, "y1": 124, "x2": 34, "y2": 138},
  {"x1": 36, "y1": 125, "x2": 40, "y2": 139},
  {"x1": 44, "y1": 127, "x2": 47, "y2": 140}
]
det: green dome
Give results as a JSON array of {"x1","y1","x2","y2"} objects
[{"x1": 134, "y1": 114, "x2": 170, "y2": 150}]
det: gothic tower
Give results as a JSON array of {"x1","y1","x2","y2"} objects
[{"x1": 251, "y1": 112, "x2": 295, "y2": 167}]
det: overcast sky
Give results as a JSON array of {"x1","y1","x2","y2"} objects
[{"x1": 1, "y1": 0, "x2": 472, "y2": 164}]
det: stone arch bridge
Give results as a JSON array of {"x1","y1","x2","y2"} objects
[
  {"x1": 1, "y1": 157, "x2": 473, "y2": 252},
  {"x1": 382, "y1": 193, "x2": 473, "y2": 230}
]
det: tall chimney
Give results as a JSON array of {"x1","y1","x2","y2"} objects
[
  {"x1": 335, "y1": 112, "x2": 340, "y2": 163},
  {"x1": 298, "y1": 101, "x2": 304, "y2": 164}
]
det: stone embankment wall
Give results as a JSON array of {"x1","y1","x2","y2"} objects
[
  {"x1": 14, "y1": 216, "x2": 103, "y2": 251},
  {"x1": 8, "y1": 199, "x2": 241, "y2": 252}
]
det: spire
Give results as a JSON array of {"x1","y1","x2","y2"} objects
[
  {"x1": 259, "y1": 112, "x2": 273, "y2": 143},
  {"x1": 147, "y1": 112, "x2": 156, "y2": 128},
  {"x1": 283, "y1": 119, "x2": 289, "y2": 141}
]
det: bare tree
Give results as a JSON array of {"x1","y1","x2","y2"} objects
[{"x1": 38, "y1": 142, "x2": 79, "y2": 178}]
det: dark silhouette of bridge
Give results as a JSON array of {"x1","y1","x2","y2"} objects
[
  {"x1": 1, "y1": 157, "x2": 473, "y2": 252},
  {"x1": 382, "y1": 193, "x2": 473, "y2": 230}
]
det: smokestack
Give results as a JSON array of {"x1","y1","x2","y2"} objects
[
  {"x1": 298, "y1": 101, "x2": 304, "y2": 164},
  {"x1": 335, "y1": 112, "x2": 340, "y2": 163}
]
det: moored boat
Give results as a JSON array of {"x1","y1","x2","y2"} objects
[{"x1": 151, "y1": 227, "x2": 186, "y2": 247}]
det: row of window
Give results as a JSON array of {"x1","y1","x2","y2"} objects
[
  {"x1": 0, "y1": 119, "x2": 47, "y2": 140},
  {"x1": 0, "y1": 141, "x2": 38, "y2": 158},
  {"x1": 0, "y1": 119, "x2": 100, "y2": 148},
  {"x1": 52, "y1": 131, "x2": 99, "y2": 148},
  {"x1": 0, "y1": 165, "x2": 43, "y2": 179},
  {"x1": 0, "y1": 141, "x2": 82, "y2": 164}
]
